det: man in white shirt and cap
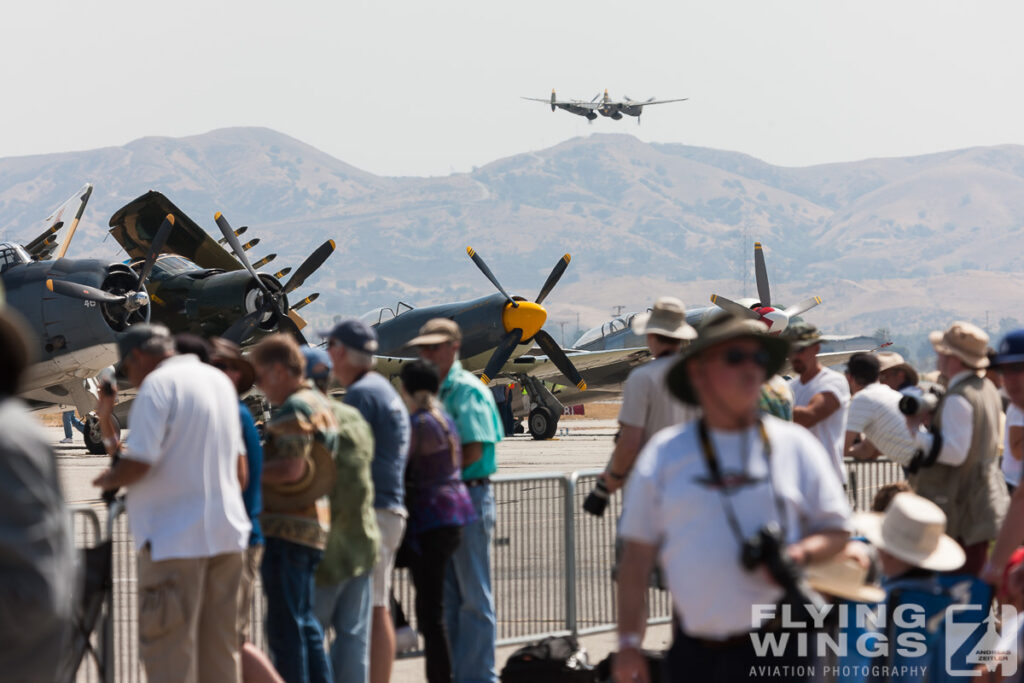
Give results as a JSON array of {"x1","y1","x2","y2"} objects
[
  {"x1": 904, "y1": 321, "x2": 1008, "y2": 576},
  {"x1": 786, "y1": 322, "x2": 851, "y2": 486},
  {"x1": 598, "y1": 296, "x2": 699, "y2": 496}
]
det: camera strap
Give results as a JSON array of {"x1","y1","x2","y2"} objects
[{"x1": 696, "y1": 418, "x2": 788, "y2": 550}]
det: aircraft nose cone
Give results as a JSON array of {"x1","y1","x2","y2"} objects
[
  {"x1": 760, "y1": 308, "x2": 789, "y2": 334},
  {"x1": 503, "y1": 301, "x2": 547, "y2": 341}
]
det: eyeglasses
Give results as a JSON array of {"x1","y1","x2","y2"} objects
[{"x1": 721, "y1": 348, "x2": 770, "y2": 368}]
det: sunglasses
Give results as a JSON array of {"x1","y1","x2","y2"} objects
[{"x1": 721, "y1": 347, "x2": 771, "y2": 368}]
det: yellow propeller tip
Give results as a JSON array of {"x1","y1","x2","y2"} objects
[
  {"x1": 754, "y1": 242, "x2": 762, "y2": 249},
  {"x1": 480, "y1": 374, "x2": 490, "y2": 384},
  {"x1": 562, "y1": 253, "x2": 571, "y2": 263},
  {"x1": 466, "y1": 246, "x2": 475, "y2": 256},
  {"x1": 328, "y1": 239, "x2": 336, "y2": 249},
  {"x1": 166, "y1": 214, "x2": 175, "y2": 225},
  {"x1": 710, "y1": 294, "x2": 718, "y2": 303},
  {"x1": 577, "y1": 381, "x2": 587, "y2": 391},
  {"x1": 214, "y1": 211, "x2": 222, "y2": 220},
  {"x1": 46, "y1": 279, "x2": 54, "y2": 292}
]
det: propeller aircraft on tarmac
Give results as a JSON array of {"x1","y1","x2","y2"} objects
[
  {"x1": 108, "y1": 191, "x2": 335, "y2": 345},
  {"x1": 523, "y1": 89, "x2": 688, "y2": 123},
  {"x1": 365, "y1": 247, "x2": 590, "y2": 439},
  {"x1": 0, "y1": 184, "x2": 172, "y2": 452}
]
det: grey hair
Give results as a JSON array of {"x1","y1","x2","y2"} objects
[{"x1": 140, "y1": 334, "x2": 176, "y2": 357}]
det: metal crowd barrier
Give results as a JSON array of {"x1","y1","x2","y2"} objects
[{"x1": 76, "y1": 459, "x2": 904, "y2": 679}]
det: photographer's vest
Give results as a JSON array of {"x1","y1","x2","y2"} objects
[{"x1": 908, "y1": 374, "x2": 1009, "y2": 546}]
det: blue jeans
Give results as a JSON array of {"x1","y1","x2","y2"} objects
[
  {"x1": 62, "y1": 410, "x2": 84, "y2": 438},
  {"x1": 261, "y1": 538, "x2": 332, "y2": 683},
  {"x1": 314, "y1": 571, "x2": 372, "y2": 683},
  {"x1": 443, "y1": 483, "x2": 497, "y2": 683}
]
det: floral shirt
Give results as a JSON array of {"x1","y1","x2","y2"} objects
[{"x1": 405, "y1": 407, "x2": 477, "y2": 537}]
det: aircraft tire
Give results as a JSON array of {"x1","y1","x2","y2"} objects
[
  {"x1": 83, "y1": 414, "x2": 119, "y2": 455},
  {"x1": 529, "y1": 407, "x2": 557, "y2": 441}
]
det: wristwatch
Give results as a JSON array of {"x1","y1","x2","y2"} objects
[{"x1": 618, "y1": 632, "x2": 643, "y2": 650}]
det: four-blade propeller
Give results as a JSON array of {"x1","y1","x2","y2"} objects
[
  {"x1": 46, "y1": 214, "x2": 175, "y2": 324},
  {"x1": 467, "y1": 247, "x2": 586, "y2": 391},
  {"x1": 709, "y1": 242, "x2": 822, "y2": 334}
]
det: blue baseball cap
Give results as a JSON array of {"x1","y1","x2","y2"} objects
[
  {"x1": 300, "y1": 345, "x2": 333, "y2": 381},
  {"x1": 992, "y1": 329, "x2": 1024, "y2": 366},
  {"x1": 320, "y1": 318, "x2": 379, "y2": 354}
]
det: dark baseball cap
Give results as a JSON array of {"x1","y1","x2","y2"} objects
[
  {"x1": 300, "y1": 345, "x2": 333, "y2": 381},
  {"x1": 320, "y1": 318, "x2": 379, "y2": 354},
  {"x1": 115, "y1": 323, "x2": 173, "y2": 377}
]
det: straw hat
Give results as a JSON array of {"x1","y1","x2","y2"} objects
[
  {"x1": 630, "y1": 297, "x2": 697, "y2": 341},
  {"x1": 876, "y1": 351, "x2": 920, "y2": 386},
  {"x1": 805, "y1": 555, "x2": 885, "y2": 604},
  {"x1": 666, "y1": 313, "x2": 790, "y2": 405},
  {"x1": 854, "y1": 493, "x2": 966, "y2": 572},
  {"x1": 929, "y1": 321, "x2": 989, "y2": 369}
]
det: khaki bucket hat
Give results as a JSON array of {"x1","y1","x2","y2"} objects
[
  {"x1": 929, "y1": 321, "x2": 989, "y2": 369},
  {"x1": 630, "y1": 297, "x2": 697, "y2": 341},
  {"x1": 854, "y1": 492, "x2": 966, "y2": 572},
  {"x1": 408, "y1": 318, "x2": 462, "y2": 347}
]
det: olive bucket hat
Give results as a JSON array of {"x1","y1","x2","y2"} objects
[{"x1": 666, "y1": 313, "x2": 790, "y2": 405}]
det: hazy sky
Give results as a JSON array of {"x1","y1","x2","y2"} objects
[{"x1": 2, "y1": 1, "x2": 1023, "y2": 177}]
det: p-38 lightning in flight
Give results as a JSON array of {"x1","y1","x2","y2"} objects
[{"x1": 522, "y1": 89, "x2": 688, "y2": 123}]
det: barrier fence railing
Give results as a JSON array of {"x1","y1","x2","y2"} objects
[{"x1": 74, "y1": 458, "x2": 903, "y2": 680}]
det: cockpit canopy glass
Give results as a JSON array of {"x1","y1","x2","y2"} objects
[{"x1": 0, "y1": 242, "x2": 32, "y2": 273}]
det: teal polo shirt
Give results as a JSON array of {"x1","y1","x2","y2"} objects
[{"x1": 439, "y1": 360, "x2": 503, "y2": 480}]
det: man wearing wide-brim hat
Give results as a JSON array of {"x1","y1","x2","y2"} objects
[
  {"x1": 599, "y1": 296, "x2": 699, "y2": 496},
  {"x1": 876, "y1": 351, "x2": 920, "y2": 391},
  {"x1": 614, "y1": 314, "x2": 852, "y2": 682},
  {"x1": 903, "y1": 321, "x2": 1008, "y2": 577}
]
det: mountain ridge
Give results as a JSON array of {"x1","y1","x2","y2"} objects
[{"x1": 0, "y1": 127, "x2": 1020, "y2": 340}]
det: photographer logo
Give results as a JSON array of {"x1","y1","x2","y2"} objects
[
  {"x1": 747, "y1": 602, "x2": 1018, "y2": 679},
  {"x1": 945, "y1": 604, "x2": 1016, "y2": 677}
]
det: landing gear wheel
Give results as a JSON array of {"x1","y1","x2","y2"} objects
[
  {"x1": 529, "y1": 407, "x2": 559, "y2": 441},
  {"x1": 83, "y1": 414, "x2": 119, "y2": 455}
]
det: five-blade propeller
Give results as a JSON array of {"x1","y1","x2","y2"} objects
[
  {"x1": 467, "y1": 247, "x2": 586, "y2": 390},
  {"x1": 709, "y1": 242, "x2": 822, "y2": 334},
  {"x1": 215, "y1": 212, "x2": 334, "y2": 344}
]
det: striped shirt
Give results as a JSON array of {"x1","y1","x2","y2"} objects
[{"x1": 846, "y1": 382, "x2": 917, "y2": 466}]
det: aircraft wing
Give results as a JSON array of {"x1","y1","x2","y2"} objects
[
  {"x1": 639, "y1": 98, "x2": 689, "y2": 106},
  {"x1": 109, "y1": 191, "x2": 241, "y2": 271},
  {"x1": 23, "y1": 183, "x2": 93, "y2": 260},
  {"x1": 521, "y1": 96, "x2": 601, "y2": 109},
  {"x1": 505, "y1": 347, "x2": 650, "y2": 384}
]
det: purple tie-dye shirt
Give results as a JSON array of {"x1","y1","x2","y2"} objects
[{"x1": 405, "y1": 407, "x2": 478, "y2": 536}]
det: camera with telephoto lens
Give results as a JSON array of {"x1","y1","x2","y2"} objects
[
  {"x1": 898, "y1": 387, "x2": 943, "y2": 416},
  {"x1": 583, "y1": 478, "x2": 610, "y2": 517},
  {"x1": 740, "y1": 523, "x2": 824, "y2": 614}
]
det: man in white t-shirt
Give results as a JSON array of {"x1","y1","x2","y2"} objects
[
  {"x1": 614, "y1": 314, "x2": 850, "y2": 682},
  {"x1": 785, "y1": 322, "x2": 850, "y2": 484},
  {"x1": 842, "y1": 352, "x2": 918, "y2": 466},
  {"x1": 93, "y1": 324, "x2": 250, "y2": 683},
  {"x1": 599, "y1": 296, "x2": 699, "y2": 496}
]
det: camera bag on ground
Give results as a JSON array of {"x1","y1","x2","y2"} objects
[
  {"x1": 595, "y1": 649, "x2": 665, "y2": 683},
  {"x1": 499, "y1": 635, "x2": 595, "y2": 683}
]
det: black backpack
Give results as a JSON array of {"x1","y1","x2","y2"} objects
[{"x1": 500, "y1": 635, "x2": 596, "y2": 683}]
